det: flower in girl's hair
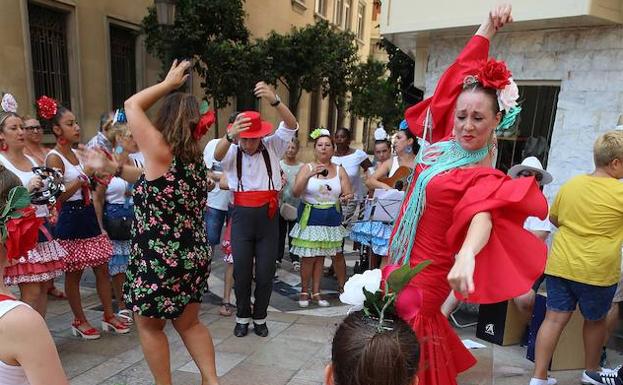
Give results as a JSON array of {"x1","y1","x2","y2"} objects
[
  {"x1": 310, "y1": 128, "x2": 330, "y2": 140},
  {"x1": 36, "y1": 96, "x2": 58, "y2": 120},
  {"x1": 1, "y1": 93, "x2": 18, "y2": 113},
  {"x1": 340, "y1": 260, "x2": 431, "y2": 331}
]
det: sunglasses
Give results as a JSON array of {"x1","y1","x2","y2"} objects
[
  {"x1": 518, "y1": 170, "x2": 543, "y2": 182},
  {"x1": 24, "y1": 125, "x2": 42, "y2": 132}
]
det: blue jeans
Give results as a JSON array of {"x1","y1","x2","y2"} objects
[
  {"x1": 545, "y1": 275, "x2": 617, "y2": 321},
  {"x1": 204, "y1": 207, "x2": 228, "y2": 246}
]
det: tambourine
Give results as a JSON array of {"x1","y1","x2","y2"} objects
[{"x1": 30, "y1": 167, "x2": 66, "y2": 205}]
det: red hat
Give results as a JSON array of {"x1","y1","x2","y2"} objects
[{"x1": 238, "y1": 111, "x2": 273, "y2": 139}]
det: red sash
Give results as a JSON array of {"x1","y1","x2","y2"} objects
[{"x1": 233, "y1": 190, "x2": 279, "y2": 219}]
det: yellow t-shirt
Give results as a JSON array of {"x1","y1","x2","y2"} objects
[{"x1": 546, "y1": 175, "x2": 623, "y2": 286}]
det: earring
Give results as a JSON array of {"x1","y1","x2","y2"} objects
[
  {"x1": 57, "y1": 137, "x2": 68, "y2": 146},
  {"x1": 0, "y1": 141, "x2": 7, "y2": 151},
  {"x1": 114, "y1": 145, "x2": 124, "y2": 155},
  {"x1": 404, "y1": 146, "x2": 413, "y2": 154}
]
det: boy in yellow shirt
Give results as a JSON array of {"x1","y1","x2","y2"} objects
[{"x1": 531, "y1": 131, "x2": 623, "y2": 385}]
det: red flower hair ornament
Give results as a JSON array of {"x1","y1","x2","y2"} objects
[
  {"x1": 36, "y1": 96, "x2": 58, "y2": 120},
  {"x1": 0, "y1": 187, "x2": 42, "y2": 261},
  {"x1": 476, "y1": 58, "x2": 512, "y2": 90}
]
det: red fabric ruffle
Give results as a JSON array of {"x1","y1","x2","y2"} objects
[
  {"x1": 58, "y1": 234, "x2": 112, "y2": 272},
  {"x1": 4, "y1": 260, "x2": 65, "y2": 285},
  {"x1": 410, "y1": 310, "x2": 477, "y2": 385},
  {"x1": 447, "y1": 169, "x2": 548, "y2": 303}
]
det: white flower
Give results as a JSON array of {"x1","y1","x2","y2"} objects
[
  {"x1": 1, "y1": 93, "x2": 17, "y2": 113},
  {"x1": 498, "y1": 78, "x2": 519, "y2": 112},
  {"x1": 339, "y1": 269, "x2": 382, "y2": 306}
]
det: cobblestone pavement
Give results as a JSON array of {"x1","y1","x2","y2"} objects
[{"x1": 40, "y1": 249, "x2": 620, "y2": 385}]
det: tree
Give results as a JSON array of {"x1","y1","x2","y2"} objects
[
  {"x1": 379, "y1": 38, "x2": 421, "y2": 105},
  {"x1": 319, "y1": 27, "x2": 359, "y2": 130},
  {"x1": 349, "y1": 59, "x2": 405, "y2": 150},
  {"x1": 260, "y1": 21, "x2": 334, "y2": 118},
  {"x1": 142, "y1": 0, "x2": 253, "y2": 135}
]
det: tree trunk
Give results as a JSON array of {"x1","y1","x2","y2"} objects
[
  {"x1": 288, "y1": 83, "x2": 301, "y2": 120},
  {"x1": 213, "y1": 107, "x2": 220, "y2": 138}
]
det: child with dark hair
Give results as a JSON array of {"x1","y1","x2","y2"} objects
[{"x1": 327, "y1": 311, "x2": 420, "y2": 385}]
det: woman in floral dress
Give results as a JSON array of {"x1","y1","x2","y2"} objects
[{"x1": 90, "y1": 60, "x2": 219, "y2": 385}]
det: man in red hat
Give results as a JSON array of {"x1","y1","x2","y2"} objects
[{"x1": 214, "y1": 81, "x2": 298, "y2": 337}]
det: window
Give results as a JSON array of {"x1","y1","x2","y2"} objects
[
  {"x1": 28, "y1": 3, "x2": 71, "y2": 111},
  {"x1": 495, "y1": 84, "x2": 560, "y2": 173},
  {"x1": 110, "y1": 25, "x2": 137, "y2": 110},
  {"x1": 356, "y1": 3, "x2": 366, "y2": 40},
  {"x1": 334, "y1": 0, "x2": 343, "y2": 26},
  {"x1": 343, "y1": 0, "x2": 352, "y2": 30},
  {"x1": 315, "y1": 0, "x2": 327, "y2": 16}
]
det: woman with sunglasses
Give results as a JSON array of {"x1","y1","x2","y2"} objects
[
  {"x1": 22, "y1": 116, "x2": 67, "y2": 301},
  {"x1": 290, "y1": 129, "x2": 353, "y2": 307}
]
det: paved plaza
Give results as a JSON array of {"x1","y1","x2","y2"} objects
[{"x1": 39, "y1": 250, "x2": 621, "y2": 385}]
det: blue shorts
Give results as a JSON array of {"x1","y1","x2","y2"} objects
[
  {"x1": 545, "y1": 275, "x2": 617, "y2": 321},
  {"x1": 204, "y1": 207, "x2": 228, "y2": 246},
  {"x1": 54, "y1": 201, "x2": 101, "y2": 240}
]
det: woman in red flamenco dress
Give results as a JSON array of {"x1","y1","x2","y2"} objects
[{"x1": 387, "y1": 5, "x2": 549, "y2": 385}]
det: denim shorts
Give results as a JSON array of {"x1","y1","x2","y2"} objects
[
  {"x1": 545, "y1": 275, "x2": 617, "y2": 321},
  {"x1": 204, "y1": 207, "x2": 228, "y2": 246},
  {"x1": 54, "y1": 201, "x2": 101, "y2": 240}
]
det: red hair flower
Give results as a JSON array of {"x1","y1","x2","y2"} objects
[
  {"x1": 36, "y1": 96, "x2": 58, "y2": 120},
  {"x1": 5, "y1": 207, "x2": 42, "y2": 261},
  {"x1": 193, "y1": 110, "x2": 215, "y2": 140},
  {"x1": 477, "y1": 59, "x2": 512, "y2": 90}
]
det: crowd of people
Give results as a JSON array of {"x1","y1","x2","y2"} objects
[{"x1": 0, "y1": 3, "x2": 623, "y2": 385}]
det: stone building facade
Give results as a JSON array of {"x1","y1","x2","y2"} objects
[{"x1": 424, "y1": 26, "x2": 623, "y2": 199}]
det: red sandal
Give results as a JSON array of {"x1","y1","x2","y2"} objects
[
  {"x1": 71, "y1": 319, "x2": 101, "y2": 340},
  {"x1": 101, "y1": 315, "x2": 130, "y2": 334}
]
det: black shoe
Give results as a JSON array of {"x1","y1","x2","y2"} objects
[
  {"x1": 253, "y1": 322, "x2": 269, "y2": 337},
  {"x1": 234, "y1": 322, "x2": 248, "y2": 337}
]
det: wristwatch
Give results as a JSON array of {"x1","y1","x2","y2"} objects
[
  {"x1": 270, "y1": 94, "x2": 281, "y2": 107},
  {"x1": 226, "y1": 132, "x2": 234, "y2": 143}
]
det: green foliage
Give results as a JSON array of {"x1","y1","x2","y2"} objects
[
  {"x1": 386, "y1": 260, "x2": 431, "y2": 294},
  {"x1": 349, "y1": 58, "x2": 405, "y2": 131},
  {"x1": 261, "y1": 20, "x2": 359, "y2": 117},
  {"x1": 0, "y1": 186, "x2": 30, "y2": 242},
  {"x1": 142, "y1": 0, "x2": 252, "y2": 110}
]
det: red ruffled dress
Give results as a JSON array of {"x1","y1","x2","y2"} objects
[{"x1": 392, "y1": 34, "x2": 549, "y2": 385}]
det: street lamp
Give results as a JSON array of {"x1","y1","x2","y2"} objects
[{"x1": 155, "y1": 0, "x2": 177, "y2": 26}]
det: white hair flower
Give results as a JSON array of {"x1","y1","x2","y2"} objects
[
  {"x1": 498, "y1": 78, "x2": 519, "y2": 113},
  {"x1": 1, "y1": 93, "x2": 18, "y2": 113}
]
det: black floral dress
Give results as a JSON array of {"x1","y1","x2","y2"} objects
[{"x1": 124, "y1": 158, "x2": 211, "y2": 319}]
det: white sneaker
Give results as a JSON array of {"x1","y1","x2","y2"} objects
[{"x1": 529, "y1": 377, "x2": 557, "y2": 385}]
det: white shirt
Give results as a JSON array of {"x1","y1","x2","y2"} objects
[
  {"x1": 524, "y1": 216, "x2": 552, "y2": 233},
  {"x1": 332, "y1": 149, "x2": 368, "y2": 198},
  {"x1": 203, "y1": 139, "x2": 232, "y2": 211},
  {"x1": 0, "y1": 299, "x2": 30, "y2": 385},
  {"x1": 221, "y1": 122, "x2": 297, "y2": 192}
]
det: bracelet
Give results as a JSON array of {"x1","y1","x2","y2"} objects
[{"x1": 270, "y1": 94, "x2": 281, "y2": 107}]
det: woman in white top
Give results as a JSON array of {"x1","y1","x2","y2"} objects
[
  {"x1": 290, "y1": 129, "x2": 352, "y2": 307},
  {"x1": 278, "y1": 138, "x2": 303, "y2": 271},
  {"x1": 41, "y1": 98, "x2": 128, "y2": 339},
  {"x1": 356, "y1": 122, "x2": 418, "y2": 268},
  {"x1": 0, "y1": 166, "x2": 68, "y2": 385},
  {"x1": 94, "y1": 118, "x2": 142, "y2": 324},
  {"x1": 0, "y1": 110, "x2": 66, "y2": 316}
]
